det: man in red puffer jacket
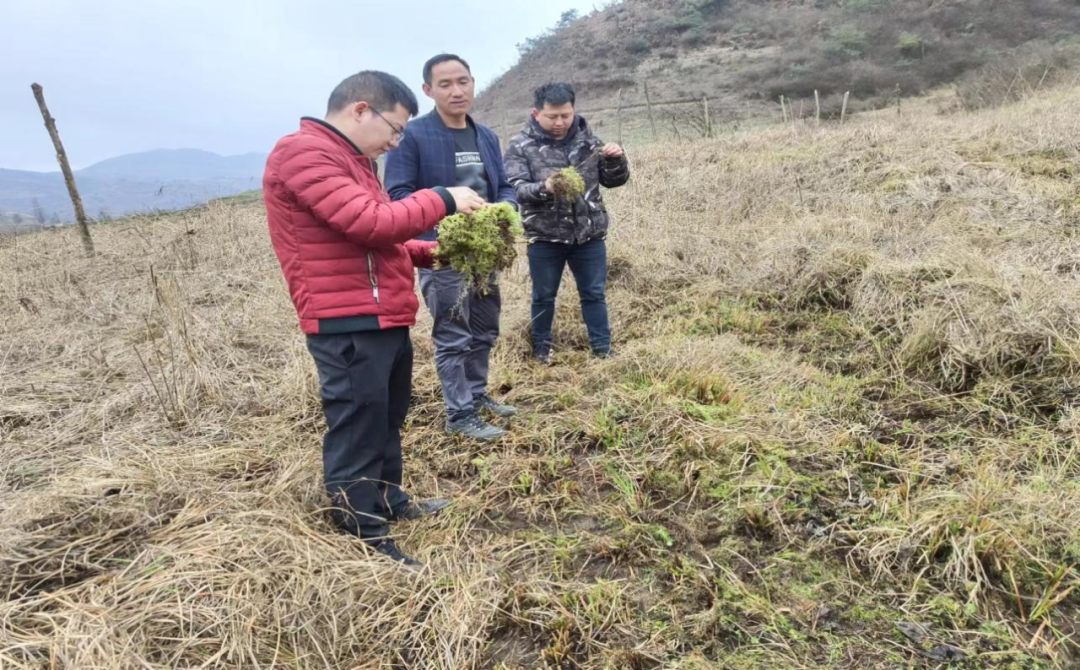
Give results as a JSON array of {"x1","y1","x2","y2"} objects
[{"x1": 264, "y1": 71, "x2": 485, "y2": 566}]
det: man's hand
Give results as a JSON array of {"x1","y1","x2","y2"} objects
[
  {"x1": 446, "y1": 187, "x2": 486, "y2": 215},
  {"x1": 602, "y1": 143, "x2": 624, "y2": 159}
]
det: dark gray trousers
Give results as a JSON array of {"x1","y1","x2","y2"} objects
[{"x1": 418, "y1": 267, "x2": 500, "y2": 421}]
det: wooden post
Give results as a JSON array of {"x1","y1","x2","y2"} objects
[
  {"x1": 840, "y1": 91, "x2": 851, "y2": 125},
  {"x1": 643, "y1": 82, "x2": 658, "y2": 141},
  {"x1": 895, "y1": 84, "x2": 902, "y2": 116},
  {"x1": 616, "y1": 87, "x2": 624, "y2": 146},
  {"x1": 702, "y1": 95, "x2": 711, "y2": 138},
  {"x1": 814, "y1": 90, "x2": 821, "y2": 126},
  {"x1": 1036, "y1": 62, "x2": 1053, "y2": 91},
  {"x1": 670, "y1": 117, "x2": 682, "y2": 142},
  {"x1": 780, "y1": 96, "x2": 788, "y2": 124},
  {"x1": 31, "y1": 83, "x2": 94, "y2": 256}
]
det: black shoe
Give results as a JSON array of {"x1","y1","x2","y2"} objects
[
  {"x1": 533, "y1": 350, "x2": 553, "y2": 366},
  {"x1": 392, "y1": 498, "x2": 450, "y2": 522},
  {"x1": 476, "y1": 393, "x2": 517, "y2": 417},
  {"x1": 592, "y1": 348, "x2": 614, "y2": 359},
  {"x1": 371, "y1": 538, "x2": 421, "y2": 567},
  {"x1": 446, "y1": 413, "x2": 506, "y2": 441}
]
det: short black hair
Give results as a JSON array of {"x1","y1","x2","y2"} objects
[
  {"x1": 327, "y1": 71, "x2": 419, "y2": 117},
  {"x1": 534, "y1": 82, "x2": 576, "y2": 110},
  {"x1": 423, "y1": 54, "x2": 472, "y2": 86}
]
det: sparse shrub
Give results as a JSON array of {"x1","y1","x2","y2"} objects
[
  {"x1": 680, "y1": 27, "x2": 709, "y2": 48},
  {"x1": 654, "y1": 12, "x2": 705, "y2": 35},
  {"x1": 686, "y1": 0, "x2": 729, "y2": 15},
  {"x1": 848, "y1": 60, "x2": 917, "y2": 96},
  {"x1": 952, "y1": 44, "x2": 1080, "y2": 110},
  {"x1": 825, "y1": 25, "x2": 869, "y2": 61},
  {"x1": 897, "y1": 32, "x2": 924, "y2": 58},
  {"x1": 841, "y1": 0, "x2": 893, "y2": 12},
  {"x1": 625, "y1": 37, "x2": 652, "y2": 55}
]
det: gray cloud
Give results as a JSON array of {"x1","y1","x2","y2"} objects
[{"x1": 2, "y1": 0, "x2": 598, "y2": 171}]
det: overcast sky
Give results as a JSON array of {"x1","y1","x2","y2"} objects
[{"x1": 1, "y1": 0, "x2": 600, "y2": 172}]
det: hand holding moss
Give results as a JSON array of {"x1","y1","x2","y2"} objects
[
  {"x1": 544, "y1": 167, "x2": 586, "y2": 199},
  {"x1": 445, "y1": 186, "x2": 486, "y2": 215},
  {"x1": 434, "y1": 202, "x2": 523, "y2": 296}
]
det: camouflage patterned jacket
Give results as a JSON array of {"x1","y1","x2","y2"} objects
[{"x1": 503, "y1": 115, "x2": 630, "y2": 245}]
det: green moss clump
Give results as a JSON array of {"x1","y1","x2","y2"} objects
[
  {"x1": 549, "y1": 166, "x2": 586, "y2": 199},
  {"x1": 434, "y1": 202, "x2": 523, "y2": 296}
]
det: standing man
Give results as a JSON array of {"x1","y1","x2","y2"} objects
[
  {"x1": 504, "y1": 82, "x2": 630, "y2": 365},
  {"x1": 263, "y1": 71, "x2": 486, "y2": 566},
  {"x1": 386, "y1": 54, "x2": 517, "y2": 442}
]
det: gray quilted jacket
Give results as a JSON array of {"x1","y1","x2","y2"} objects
[{"x1": 503, "y1": 115, "x2": 630, "y2": 244}]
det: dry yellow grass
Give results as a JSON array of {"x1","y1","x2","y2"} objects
[{"x1": 2, "y1": 86, "x2": 1079, "y2": 668}]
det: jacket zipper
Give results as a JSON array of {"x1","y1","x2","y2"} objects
[{"x1": 366, "y1": 251, "x2": 380, "y2": 303}]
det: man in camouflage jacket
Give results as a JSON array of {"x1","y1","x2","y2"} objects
[{"x1": 503, "y1": 82, "x2": 630, "y2": 364}]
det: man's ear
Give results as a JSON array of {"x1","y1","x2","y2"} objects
[
  {"x1": 422, "y1": 83, "x2": 433, "y2": 98},
  {"x1": 352, "y1": 101, "x2": 369, "y2": 118}
]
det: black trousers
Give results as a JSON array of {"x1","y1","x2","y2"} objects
[{"x1": 306, "y1": 328, "x2": 412, "y2": 539}]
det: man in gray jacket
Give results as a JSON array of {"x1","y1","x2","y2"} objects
[{"x1": 503, "y1": 82, "x2": 630, "y2": 364}]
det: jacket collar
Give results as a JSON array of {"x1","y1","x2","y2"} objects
[
  {"x1": 425, "y1": 109, "x2": 476, "y2": 134},
  {"x1": 300, "y1": 117, "x2": 367, "y2": 157}
]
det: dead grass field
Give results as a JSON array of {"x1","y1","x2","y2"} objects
[{"x1": 2, "y1": 87, "x2": 1079, "y2": 669}]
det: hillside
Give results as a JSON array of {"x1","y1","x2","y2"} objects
[
  {"x1": 0, "y1": 149, "x2": 267, "y2": 226},
  {"x1": 4, "y1": 86, "x2": 1080, "y2": 667},
  {"x1": 475, "y1": 0, "x2": 1080, "y2": 141}
]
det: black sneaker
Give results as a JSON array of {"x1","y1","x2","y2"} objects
[
  {"x1": 392, "y1": 498, "x2": 450, "y2": 522},
  {"x1": 446, "y1": 413, "x2": 506, "y2": 441},
  {"x1": 534, "y1": 350, "x2": 553, "y2": 366},
  {"x1": 592, "y1": 348, "x2": 614, "y2": 359},
  {"x1": 371, "y1": 538, "x2": 421, "y2": 567},
  {"x1": 476, "y1": 393, "x2": 517, "y2": 417}
]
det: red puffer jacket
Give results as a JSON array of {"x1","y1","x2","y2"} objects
[{"x1": 263, "y1": 118, "x2": 455, "y2": 334}]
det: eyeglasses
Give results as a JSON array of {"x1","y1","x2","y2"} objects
[{"x1": 371, "y1": 108, "x2": 405, "y2": 143}]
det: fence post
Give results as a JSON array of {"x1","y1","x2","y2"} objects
[
  {"x1": 616, "y1": 87, "x2": 624, "y2": 146},
  {"x1": 31, "y1": 82, "x2": 94, "y2": 257},
  {"x1": 643, "y1": 82, "x2": 658, "y2": 141}
]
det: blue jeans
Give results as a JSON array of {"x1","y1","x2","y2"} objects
[{"x1": 528, "y1": 239, "x2": 610, "y2": 356}]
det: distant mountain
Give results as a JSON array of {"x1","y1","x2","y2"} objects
[
  {"x1": 79, "y1": 148, "x2": 268, "y2": 181},
  {"x1": 0, "y1": 149, "x2": 268, "y2": 229}
]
